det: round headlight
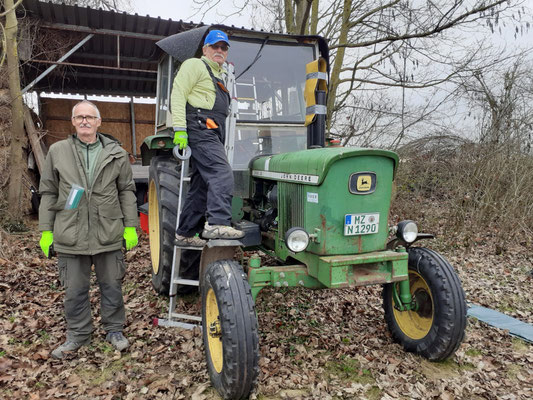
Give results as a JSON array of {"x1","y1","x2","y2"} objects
[
  {"x1": 285, "y1": 227, "x2": 309, "y2": 253},
  {"x1": 397, "y1": 220, "x2": 418, "y2": 243}
]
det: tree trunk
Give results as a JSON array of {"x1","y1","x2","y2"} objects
[
  {"x1": 310, "y1": 0, "x2": 319, "y2": 35},
  {"x1": 284, "y1": 0, "x2": 295, "y2": 33},
  {"x1": 4, "y1": 0, "x2": 26, "y2": 221},
  {"x1": 326, "y1": 0, "x2": 351, "y2": 132}
]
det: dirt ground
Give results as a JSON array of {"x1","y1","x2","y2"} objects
[{"x1": 0, "y1": 216, "x2": 532, "y2": 400}]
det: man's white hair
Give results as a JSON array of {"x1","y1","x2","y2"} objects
[{"x1": 72, "y1": 100, "x2": 101, "y2": 119}]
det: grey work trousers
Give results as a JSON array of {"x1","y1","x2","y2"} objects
[{"x1": 57, "y1": 250, "x2": 126, "y2": 343}]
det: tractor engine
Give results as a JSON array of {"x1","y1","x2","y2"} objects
[
  {"x1": 249, "y1": 147, "x2": 399, "y2": 257},
  {"x1": 250, "y1": 180, "x2": 278, "y2": 232}
]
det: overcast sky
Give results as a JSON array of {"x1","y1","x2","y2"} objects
[{"x1": 130, "y1": 0, "x2": 251, "y2": 27}]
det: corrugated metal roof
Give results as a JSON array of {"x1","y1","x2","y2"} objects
[
  {"x1": 19, "y1": 0, "x2": 201, "y2": 96},
  {"x1": 18, "y1": 1, "x2": 329, "y2": 97}
]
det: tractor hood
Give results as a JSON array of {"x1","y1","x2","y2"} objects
[{"x1": 250, "y1": 147, "x2": 399, "y2": 186}]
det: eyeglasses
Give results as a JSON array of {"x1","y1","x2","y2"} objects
[
  {"x1": 73, "y1": 115, "x2": 99, "y2": 123},
  {"x1": 210, "y1": 44, "x2": 229, "y2": 52}
]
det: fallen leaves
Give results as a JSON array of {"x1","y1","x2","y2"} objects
[{"x1": 0, "y1": 221, "x2": 531, "y2": 399}]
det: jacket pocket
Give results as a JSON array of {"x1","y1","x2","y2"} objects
[
  {"x1": 116, "y1": 252, "x2": 126, "y2": 281},
  {"x1": 97, "y1": 204, "x2": 124, "y2": 245},
  {"x1": 53, "y1": 209, "x2": 79, "y2": 246}
]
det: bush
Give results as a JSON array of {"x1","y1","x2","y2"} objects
[{"x1": 393, "y1": 136, "x2": 533, "y2": 241}]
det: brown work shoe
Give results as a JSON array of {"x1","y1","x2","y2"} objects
[
  {"x1": 202, "y1": 223, "x2": 245, "y2": 240},
  {"x1": 175, "y1": 234, "x2": 207, "y2": 248}
]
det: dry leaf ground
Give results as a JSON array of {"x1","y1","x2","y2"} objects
[{"x1": 0, "y1": 216, "x2": 532, "y2": 400}]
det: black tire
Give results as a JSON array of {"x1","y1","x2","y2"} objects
[
  {"x1": 148, "y1": 155, "x2": 180, "y2": 294},
  {"x1": 135, "y1": 182, "x2": 148, "y2": 208},
  {"x1": 382, "y1": 247, "x2": 467, "y2": 361},
  {"x1": 202, "y1": 260, "x2": 260, "y2": 400}
]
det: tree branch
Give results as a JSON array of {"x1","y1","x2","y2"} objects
[{"x1": 331, "y1": 0, "x2": 508, "y2": 50}]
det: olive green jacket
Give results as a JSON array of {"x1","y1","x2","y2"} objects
[{"x1": 38, "y1": 134, "x2": 138, "y2": 255}]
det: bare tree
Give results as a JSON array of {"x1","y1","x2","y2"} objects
[
  {"x1": 1, "y1": 0, "x2": 25, "y2": 221},
  {"x1": 191, "y1": 0, "x2": 532, "y2": 148},
  {"x1": 458, "y1": 54, "x2": 533, "y2": 151}
]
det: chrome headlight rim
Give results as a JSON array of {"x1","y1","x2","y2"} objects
[
  {"x1": 284, "y1": 227, "x2": 310, "y2": 253},
  {"x1": 396, "y1": 220, "x2": 418, "y2": 243}
]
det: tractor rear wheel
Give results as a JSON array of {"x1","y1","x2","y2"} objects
[
  {"x1": 382, "y1": 247, "x2": 467, "y2": 361},
  {"x1": 202, "y1": 259, "x2": 259, "y2": 400},
  {"x1": 148, "y1": 156, "x2": 179, "y2": 294}
]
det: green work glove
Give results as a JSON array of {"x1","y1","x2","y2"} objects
[
  {"x1": 39, "y1": 231, "x2": 54, "y2": 258},
  {"x1": 123, "y1": 227, "x2": 138, "y2": 250},
  {"x1": 173, "y1": 131, "x2": 188, "y2": 150}
]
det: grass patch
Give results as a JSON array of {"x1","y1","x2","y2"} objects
[
  {"x1": 365, "y1": 386, "x2": 382, "y2": 400},
  {"x1": 420, "y1": 359, "x2": 462, "y2": 380},
  {"x1": 122, "y1": 281, "x2": 139, "y2": 292},
  {"x1": 325, "y1": 356, "x2": 375, "y2": 385},
  {"x1": 74, "y1": 355, "x2": 131, "y2": 385},
  {"x1": 38, "y1": 329, "x2": 50, "y2": 342},
  {"x1": 511, "y1": 338, "x2": 529, "y2": 353},
  {"x1": 465, "y1": 348, "x2": 482, "y2": 356},
  {"x1": 506, "y1": 364, "x2": 523, "y2": 380}
]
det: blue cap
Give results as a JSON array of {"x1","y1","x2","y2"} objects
[{"x1": 204, "y1": 30, "x2": 230, "y2": 47}]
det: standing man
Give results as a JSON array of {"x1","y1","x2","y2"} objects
[
  {"x1": 171, "y1": 29, "x2": 244, "y2": 247},
  {"x1": 38, "y1": 100, "x2": 139, "y2": 359}
]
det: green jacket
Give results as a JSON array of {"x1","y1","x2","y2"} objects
[
  {"x1": 170, "y1": 55, "x2": 226, "y2": 131},
  {"x1": 38, "y1": 134, "x2": 138, "y2": 255}
]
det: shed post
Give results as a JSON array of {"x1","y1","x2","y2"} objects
[{"x1": 130, "y1": 97, "x2": 137, "y2": 157}]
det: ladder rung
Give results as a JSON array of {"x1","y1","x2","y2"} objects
[
  {"x1": 182, "y1": 177, "x2": 191, "y2": 182},
  {"x1": 154, "y1": 318, "x2": 200, "y2": 330},
  {"x1": 238, "y1": 97, "x2": 255, "y2": 101},
  {"x1": 174, "y1": 245, "x2": 205, "y2": 250},
  {"x1": 170, "y1": 313, "x2": 202, "y2": 322},
  {"x1": 173, "y1": 278, "x2": 199, "y2": 286}
]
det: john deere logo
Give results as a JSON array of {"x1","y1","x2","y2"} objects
[
  {"x1": 349, "y1": 172, "x2": 377, "y2": 195},
  {"x1": 357, "y1": 175, "x2": 372, "y2": 191}
]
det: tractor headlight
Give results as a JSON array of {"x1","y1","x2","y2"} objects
[
  {"x1": 396, "y1": 220, "x2": 418, "y2": 243},
  {"x1": 285, "y1": 227, "x2": 309, "y2": 253}
]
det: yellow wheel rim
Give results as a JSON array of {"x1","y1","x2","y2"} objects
[
  {"x1": 148, "y1": 179, "x2": 160, "y2": 274},
  {"x1": 205, "y1": 288, "x2": 223, "y2": 373},
  {"x1": 392, "y1": 271, "x2": 434, "y2": 340}
]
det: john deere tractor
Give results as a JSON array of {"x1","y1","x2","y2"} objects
[{"x1": 141, "y1": 25, "x2": 467, "y2": 400}]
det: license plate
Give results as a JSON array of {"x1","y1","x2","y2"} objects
[{"x1": 344, "y1": 213, "x2": 379, "y2": 236}]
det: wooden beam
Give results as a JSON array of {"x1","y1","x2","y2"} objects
[{"x1": 23, "y1": 106, "x2": 46, "y2": 174}]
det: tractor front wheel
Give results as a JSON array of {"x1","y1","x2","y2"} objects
[
  {"x1": 382, "y1": 247, "x2": 467, "y2": 361},
  {"x1": 202, "y1": 259, "x2": 259, "y2": 399}
]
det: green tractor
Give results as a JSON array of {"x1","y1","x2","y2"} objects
[{"x1": 141, "y1": 25, "x2": 467, "y2": 399}]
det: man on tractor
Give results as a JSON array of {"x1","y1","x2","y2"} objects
[{"x1": 171, "y1": 29, "x2": 244, "y2": 247}]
